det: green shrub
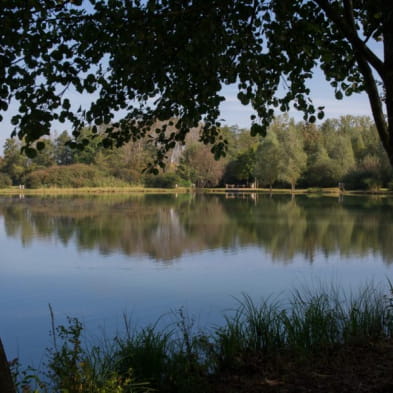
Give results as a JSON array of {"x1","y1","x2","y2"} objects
[
  {"x1": 111, "y1": 168, "x2": 143, "y2": 184},
  {"x1": 24, "y1": 164, "x2": 128, "y2": 188},
  {"x1": 343, "y1": 168, "x2": 381, "y2": 190},
  {"x1": 0, "y1": 172, "x2": 12, "y2": 188},
  {"x1": 144, "y1": 173, "x2": 180, "y2": 188}
]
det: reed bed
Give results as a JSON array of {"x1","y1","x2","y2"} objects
[{"x1": 14, "y1": 283, "x2": 393, "y2": 393}]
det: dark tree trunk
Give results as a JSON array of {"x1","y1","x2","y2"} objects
[
  {"x1": 0, "y1": 339, "x2": 16, "y2": 393},
  {"x1": 383, "y1": 5, "x2": 393, "y2": 167},
  {"x1": 316, "y1": 0, "x2": 393, "y2": 167}
]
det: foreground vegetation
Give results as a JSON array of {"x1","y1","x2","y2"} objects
[{"x1": 12, "y1": 284, "x2": 393, "y2": 393}]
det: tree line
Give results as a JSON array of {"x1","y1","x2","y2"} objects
[{"x1": 0, "y1": 115, "x2": 391, "y2": 190}]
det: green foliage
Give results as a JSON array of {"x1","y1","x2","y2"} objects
[
  {"x1": 54, "y1": 131, "x2": 74, "y2": 165},
  {"x1": 2, "y1": 1, "x2": 391, "y2": 167},
  {"x1": 0, "y1": 172, "x2": 12, "y2": 188},
  {"x1": 24, "y1": 164, "x2": 128, "y2": 189},
  {"x1": 303, "y1": 147, "x2": 342, "y2": 187},
  {"x1": 254, "y1": 129, "x2": 281, "y2": 189},
  {"x1": 144, "y1": 172, "x2": 180, "y2": 188},
  {"x1": 275, "y1": 118, "x2": 307, "y2": 190},
  {"x1": 73, "y1": 128, "x2": 105, "y2": 165},
  {"x1": 1, "y1": 115, "x2": 392, "y2": 190},
  {"x1": 223, "y1": 147, "x2": 256, "y2": 184},
  {"x1": 31, "y1": 139, "x2": 56, "y2": 168},
  {"x1": 42, "y1": 317, "x2": 152, "y2": 393},
  {"x1": 112, "y1": 168, "x2": 143, "y2": 185},
  {"x1": 176, "y1": 143, "x2": 225, "y2": 188},
  {"x1": 343, "y1": 152, "x2": 392, "y2": 190},
  {"x1": 115, "y1": 324, "x2": 173, "y2": 389},
  {"x1": 17, "y1": 284, "x2": 393, "y2": 393},
  {"x1": 1, "y1": 138, "x2": 29, "y2": 184}
]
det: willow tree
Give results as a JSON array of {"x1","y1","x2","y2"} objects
[{"x1": 1, "y1": 1, "x2": 392, "y2": 168}]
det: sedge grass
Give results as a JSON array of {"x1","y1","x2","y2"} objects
[{"x1": 15, "y1": 283, "x2": 393, "y2": 393}]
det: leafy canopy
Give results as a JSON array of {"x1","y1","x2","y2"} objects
[{"x1": 1, "y1": 0, "x2": 392, "y2": 167}]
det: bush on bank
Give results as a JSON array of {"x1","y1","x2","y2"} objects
[
  {"x1": 144, "y1": 173, "x2": 181, "y2": 188},
  {"x1": 23, "y1": 164, "x2": 128, "y2": 188},
  {"x1": 0, "y1": 173, "x2": 12, "y2": 188}
]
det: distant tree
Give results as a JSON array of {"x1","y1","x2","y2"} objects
[
  {"x1": 120, "y1": 140, "x2": 158, "y2": 174},
  {"x1": 31, "y1": 139, "x2": 56, "y2": 168},
  {"x1": 72, "y1": 128, "x2": 103, "y2": 165},
  {"x1": 224, "y1": 148, "x2": 256, "y2": 185},
  {"x1": 276, "y1": 123, "x2": 307, "y2": 192},
  {"x1": 0, "y1": 173, "x2": 12, "y2": 188},
  {"x1": 301, "y1": 122, "x2": 322, "y2": 160},
  {"x1": 1, "y1": 139, "x2": 29, "y2": 184},
  {"x1": 254, "y1": 131, "x2": 281, "y2": 191},
  {"x1": 304, "y1": 146, "x2": 341, "y2": 187},
  {"x1": 325, "y1": 134, "x2": 355, "y2": 179},
  {"x1": 54, "y1": 131, "x2": 74, "y2": 165},
  {"x1": 177, "y1": 144, "x2": 225, "y2": 187}
]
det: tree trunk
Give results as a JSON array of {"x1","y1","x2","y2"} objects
[
  {"x1": 383, "y1": 5, "x2": 393, "y2": 167},
  {"x1": 0, "y1": 339, "x2": 16, "y2": 393},
  {"x1": 317, "y1": 1, "x2": 393, "y2": 167}
]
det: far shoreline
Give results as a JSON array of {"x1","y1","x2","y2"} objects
[{"x1": 0, "y1": 186, "x2": 392, "y2": 197}]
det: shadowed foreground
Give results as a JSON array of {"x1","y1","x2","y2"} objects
[{"x1": 212, "y1": 341, "x2": 393, "y2": 393}]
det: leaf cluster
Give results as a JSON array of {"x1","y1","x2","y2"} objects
[{"x1": 1, "y1": 0, "x2": 388, "y2": 168}]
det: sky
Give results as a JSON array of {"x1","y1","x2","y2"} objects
[{"x1": 219, "y1": 70, "x2": 373, "y2": 128}]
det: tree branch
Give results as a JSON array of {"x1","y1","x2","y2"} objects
[{"x1": 314, "y1": 0, "x2": 384, "y2": 78}]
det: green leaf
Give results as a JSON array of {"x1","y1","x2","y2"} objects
[
  {"x1": 25, "y1": 147, "x2": 37, "y2": 158},
  {"x1": 36, "y1": 141, "x2": 45, "y2": 151},
  {"x1": 102, "y1": 138, "x2": 112, "y2": 148},
  {"x1": 11, "y1": 116, "x2": 20, "y2": 126},
  {"x1": 250, "y1": 123, "x2": 266, "y2": 137},
  {"x1": 63, "y1": 99, "x2": 71, "y2": 110}
]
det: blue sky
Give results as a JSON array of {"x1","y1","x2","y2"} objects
[{"x1": 219, "y1": 70, "x2": 373, "y2": 128}]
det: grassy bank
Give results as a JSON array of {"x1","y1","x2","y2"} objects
[
  {"x1": 1, "y1": 185, "x2": 392, "y2": 197},
  {"x1": 13, "y1": 284, "x2": 393, "y2": 393},
  {"x1": 0, "y1": 186, "x2": 193, "y2": 195}
]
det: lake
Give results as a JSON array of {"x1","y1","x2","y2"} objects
[{"x1": 1, "y1": 193, "x2": 393, "y2": 365}]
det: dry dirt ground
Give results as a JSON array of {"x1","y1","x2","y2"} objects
[{"x1": 211, "y1": 341, "x2": 393, "y2": 393}]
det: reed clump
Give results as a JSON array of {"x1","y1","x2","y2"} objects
[{"x1": 14, "y1": 283, "x2": 393, "y2": 393}]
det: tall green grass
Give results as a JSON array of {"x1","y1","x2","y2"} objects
[{"x1": 15, "y1": 283, "x2": 393, "y2": 393}]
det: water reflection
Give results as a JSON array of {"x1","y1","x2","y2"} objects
[{"x1": 0, "y1": 193, "x2": 392, "y2": 264}]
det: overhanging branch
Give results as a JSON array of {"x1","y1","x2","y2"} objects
[{"x1": 314, "y1": 0, "x2": 384, "y2": 79}]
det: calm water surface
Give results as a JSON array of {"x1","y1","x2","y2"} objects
[{"x1": 1, "y1": 193, "x2": 393, "y2": 364}]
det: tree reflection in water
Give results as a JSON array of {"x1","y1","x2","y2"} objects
[{"x1": 0, "y1": 193, "x2": 393, "y2": 264}]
